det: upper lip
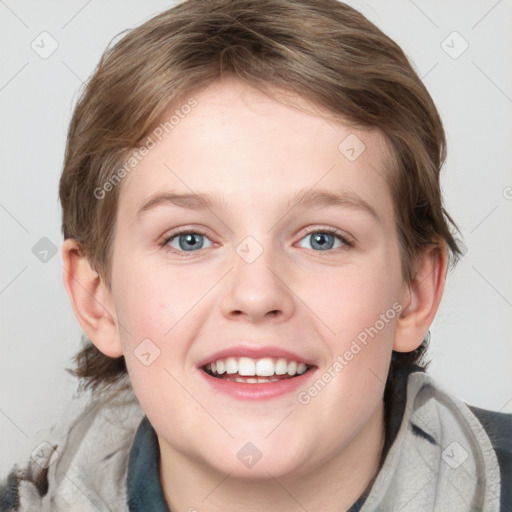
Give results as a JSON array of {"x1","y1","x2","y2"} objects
[{"x1": 196, "y1": 345, "x2": 316, "y2": 368}]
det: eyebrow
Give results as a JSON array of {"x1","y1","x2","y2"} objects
[
  {"x1": 137, "y1": 192, "x2": 227, "y2": 218},
  {"x1": 136, "y1": 189, "x2": 380, "y2": 222},
  {"x1": 287, "y1": 188, "x2": 380, "y2": 222}
]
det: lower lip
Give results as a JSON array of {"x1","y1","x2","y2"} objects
[{"x1": 198, "y1": 369, "x2": 316, "y2": 400}]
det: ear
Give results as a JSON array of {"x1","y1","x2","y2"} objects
[
  {"x1": 393, "y1": 243, "x2": 448, "y2": 352},
  {"x1": 61, "y1": 239, "x2": 123, "y2": 358}
]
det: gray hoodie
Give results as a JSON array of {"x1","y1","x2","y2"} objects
[{"x1": 1, "y1": 371, "x2": 510, "y2": 511}]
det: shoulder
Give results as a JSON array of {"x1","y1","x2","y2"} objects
[
  {"x1": 468, "y1": 404, "x2": 512, "y2": 511},
  {"x1": 0, "y1": 378, "x2": 144, "y2": 511},
  {"x1": 402, "y1": 372, "x2": 510, "y2": 510},
  {"x1": 468, "y1": 404, "x2": 512, "y2": 450}
]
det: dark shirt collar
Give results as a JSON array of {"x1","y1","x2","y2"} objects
[{"x1": 127, "y1": 415, "x2": 170, "y2": 511}]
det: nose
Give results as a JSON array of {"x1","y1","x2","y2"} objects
[{"x1": 220, "y1": 242, "x2": 295, "y2": 324}]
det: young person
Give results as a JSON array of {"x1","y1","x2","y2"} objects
[{"x1": 1, "y1": 0, "x2": 510, "y2": 510}]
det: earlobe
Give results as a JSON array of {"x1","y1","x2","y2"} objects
[
  {"x1": 61, "y1": 239, "x2": 123, "y2": 358},
  {"x1": 393, "y1": 243, "x2": 448, "y2": 352}
]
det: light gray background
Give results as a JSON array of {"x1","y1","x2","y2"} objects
[{"x1": 1, "y1": 0, "x2": 511, "y2": 476}]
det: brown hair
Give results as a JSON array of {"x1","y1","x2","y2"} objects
[{"x1": 59, "y1": 0, "x2": 462, "y2": 406}]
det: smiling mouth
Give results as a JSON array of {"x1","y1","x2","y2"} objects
[{"x1": 202, "y1": 356, "x2": 313, "y2": 383}]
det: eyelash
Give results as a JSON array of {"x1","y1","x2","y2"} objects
[
  {"x1": 300, "y1": 226, "x2": 354, "y2": 249},
  {"x1": 159, "y1": 226, "x2": 354, "y2": 257}
]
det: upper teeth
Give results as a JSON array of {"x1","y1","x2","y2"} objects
[{"x1": 205, "y1": 357, "x2": 308, "y2": 377}]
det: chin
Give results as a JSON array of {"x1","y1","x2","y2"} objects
[{"x1": 197, "y1": 434, "x2": 316, "y2": 481}]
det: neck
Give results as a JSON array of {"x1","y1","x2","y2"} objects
[{"x1": 158, "y1": 401, "x2": 385, "y2": 511}]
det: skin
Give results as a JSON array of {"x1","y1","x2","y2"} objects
[{"x1": 63, "y1": 76, "x2": 447, "y2": 511}]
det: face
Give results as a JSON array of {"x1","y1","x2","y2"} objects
[{"x1": 106, "y1": 77, "x2": 406, "y2": 480}]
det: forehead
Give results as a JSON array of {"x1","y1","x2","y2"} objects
[{"x1": 118, "y1": 78, "x2": 394, "y2": 226}]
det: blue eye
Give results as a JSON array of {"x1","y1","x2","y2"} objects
[
  {"x1": 161, "y1": 227, "x2": 352, "y2": 257},
  {"x1": 165, "y1": 231, "x2": 213, "y2": 252},
  {"x1": 297, "y1": 229, "x2": 350, "y2": 251}
]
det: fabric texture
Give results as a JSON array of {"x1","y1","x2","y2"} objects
[
  {"x1": 0, "y1": 377, "x2": 144, "y2": 512},
  {"x1": 0, "y1": 370, "x2": 510, "y2": 511},
  {"x1": 126, "y1": 416, "x2": 168, "y2": 512}
]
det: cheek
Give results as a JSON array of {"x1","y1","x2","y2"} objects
[
  {"x1": 111, "y1": 260, "x2": 216, "y2": 406},
  {"x1": 294, "y1": 253, "x2": 401, "y2": 404},
  {"x1": 299, "y1": 258, "x2": 401, "y2": 339},
  {"x1": 112, "y1": 264, "x2": 207, "y2": 423},
  {"x1": 112, "y1": 260, "x2": 209, "y2": 343}
]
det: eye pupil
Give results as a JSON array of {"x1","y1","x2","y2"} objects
[
  {"x1": 314, "y1": 233, "x2": 327, "y2": 245},
  {"x1": 310, "y1": 232, "x2": 334, "y2": 250},
  {"x1": 179, "y1": 233, "x2": 203, "y2": 251}
]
